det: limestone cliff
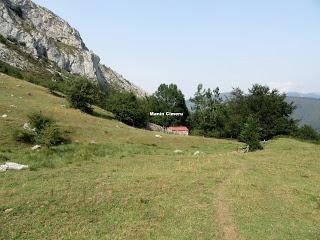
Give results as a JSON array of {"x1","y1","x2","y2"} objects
[{"x1": 0, "y1": 0, "x2": 147, "y2": 96}]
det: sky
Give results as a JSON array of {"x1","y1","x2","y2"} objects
[{"x1": 33, "y1": 0, "x2": 320, "y2": 97}]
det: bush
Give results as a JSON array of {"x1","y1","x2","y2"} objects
[
  {"x1": 239, "y1": 116, "x2": 263, "y2": 151},
  {"x1": 28, "y1": 112, "x2": 54, "y2": 134},
  {"x1": 14, "y1": 112, "x2": 67, "y2": 147},
  {"x1": 295, "y1": 125, "x2": 320, "y2": 141},
  {"x1": 39, "y1": 124, "x2": 65, "y2": 147},
  {"x1": 66, "y1": 77, "x2": 102, "y2": 113},
  {"x1": 13, "y1": 129, "x2": 36, "y2": 144},
  {"x1": 48, "y1": 81, "x2": 59, "y2": 94},
  {"x1": 0, "y1": 61, "x2": 23, "y2": 79}
]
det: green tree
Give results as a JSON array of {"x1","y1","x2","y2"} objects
[
  {"x1": 239, "y1": 115, "x2": 263, "y2": 151},
  {"x1": 226, "y1": 84, "x2": 296, "y2": 140},
  {"x1": 66, "y1": 77, "x2": 102, "y2": 113},
  {"x1": 189, "y1": 84, "x2": 227, "y2": 137},
  {"x1": 148, "y1": 84, "x2": 189, "y2": 127},
  {"x1": 108, "y1": 92, "x2": 149, "y2": 128}
]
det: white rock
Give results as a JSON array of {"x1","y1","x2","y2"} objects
[
  {"x1": 23, "y1": 122, "x2": 30, "y2": 129},
  {"x1": 4, "y1": 208, "x2": 13, "y2": 213},
  {"x1": 155, "y1": 135, "x2": 162, "y2": 138},
  {"x1": 174, "y1": 150, "x2": 183, "y2": 153},
  {"x1": 31, "y1": 145, "x2": 41, "y2": 150},
  {"x1": 1, "y1": 114, "x2": 8, "y2": 118},
  {"x1": 23, "y1": 123, "x2": 35, "y2": 132},
  {"x1": 193, "y1": 151, "x2": 200, "y2": 156},
  {"x1": 0, "y1": 165, "x2": 8, "y2": 172},
  {"x1": 4, "y1": 162, "x2": 29, "y2": 170}
]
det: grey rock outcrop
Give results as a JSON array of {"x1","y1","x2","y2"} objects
[{"x1": 0, "y1": 0, "x2": 147, "y2": 96}]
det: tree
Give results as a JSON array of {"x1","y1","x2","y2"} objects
[
  {"x1": 189, "y1": 84, "x2": 227, "y2": 137},
  {"x1": 239, "y1": 115, "x2": 263, "y2": 151},
  {"x1": 66, "y1": 77, "x2": 102, "y2": 113},
  {"x1": 148, "y1": 84, "x2": 189, "y2": 127},
  {"x1": 226, "y1": 84, "x2": 296, "y2": 140},
  {"x1": 108, "y1": 92, "x2": 149, "y2": 128}
]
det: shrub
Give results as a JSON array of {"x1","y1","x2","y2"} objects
[
  {"x1": 0, "y1": 61, "x2": 23, "y2": 79},
  {"x1": 13, "y1": 129, "x2": 36, "y2": 144},
  {"x1": 48, "y1": 81, "x2": 59, "y2": 94},
  {"x1": 28, "y1": 112, "x2": 54, "y2": 134},
  {"x1": 295, "y1": 125, "x2": 320, "y2": 141},
  {"x1": 39, "y1": 124, "x2": 65, "y2": 147},
  {"x1": 239, "y1": 116, "x2": 263, "y2": 151},
  {"x1": 66, "y1": 77, "x2": 102, "y2": 113},
  {"x1": 14, "y1": 112, "x2": 67, "y2": 147}
]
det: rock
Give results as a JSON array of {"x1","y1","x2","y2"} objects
[
  {"x1": 193, "y1": 151, "x2": 200, "y2": 156},
  {"x1": 4, "y1": 208, "x2": 13, "y2": 214},
  {"x1": 0, "y1": 164, "x2": 8, "y2": 172},
  {"x1": 174, "y1": 150, "x2": 183, "y2": 153},
  {"x1": 155, "y1": 134, "x2": 162, "y2": 138},
  {"x1": 4, "y1": 162, "x2": 29, "y2": 170},
  {"x1": 1, "y1": 114, "x2": 8, "y2": 118},
  {"x1": 23, "y1": 122, "x2": 30, "y2": 129},
  {"x1": 145, "y1": 123, "x2": 166, "y2": 132},
  {"x1": 31, "y1": 145, "x2": 41, "y2": 150},
  {"x1": 0, "y1": 0, "x2": 147, "y2": 97},
  {"x1": 23, "y1": 122, "x2": 36, "y2": 132}
]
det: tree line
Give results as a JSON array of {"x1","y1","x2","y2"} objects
[{"x1": 54, "y1": 77, "x2": 320, "y2": 151}]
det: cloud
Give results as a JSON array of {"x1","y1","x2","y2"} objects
[{"x1": 269, "y1": 81, "x2": 296, "y2": 93}]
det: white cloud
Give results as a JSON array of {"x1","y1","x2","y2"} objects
[{"x1": 269, "y1": 81, "x2": 296, "y2": 93}]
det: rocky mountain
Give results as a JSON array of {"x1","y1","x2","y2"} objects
[{"x1": 0, "y1": 0, "x2": 147, "y2": 96}]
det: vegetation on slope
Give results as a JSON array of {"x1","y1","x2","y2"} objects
[{"x1": 0, "y1": 74, "x2": 320, "y2": 239}]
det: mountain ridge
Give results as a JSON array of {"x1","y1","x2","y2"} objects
[{"x1": 0, "y1": 0, "x2": 147, "y2": 96}]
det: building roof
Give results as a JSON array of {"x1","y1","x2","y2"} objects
[{"x1": 168, "y1": 126, "x2": 189, "y2": 131}]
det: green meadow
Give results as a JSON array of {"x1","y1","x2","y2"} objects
[{"x1": 0, "y1": 73, "x2": 319, "y2": 239}]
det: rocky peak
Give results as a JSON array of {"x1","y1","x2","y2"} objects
[{"x1": 0, "y1": 0, "x2": 147, "y2": 96}]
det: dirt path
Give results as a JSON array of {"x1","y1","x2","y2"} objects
[{"x1": 216, "y1": 169, "x2": 244, "y2": 240}]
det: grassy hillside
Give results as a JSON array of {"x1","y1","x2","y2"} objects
[{"x1": 1, "y1": 74, "x2": 320, "y2": 239}]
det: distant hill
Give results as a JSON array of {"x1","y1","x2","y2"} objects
[
  {"x1": 287, "y1": 92, "x2": 320, "y2": 99},
  {"x1": 286, "y1": 96, "x2": 320, "y2": 130},
  {"x1": 187, "y1": 93, "x2": 320, "y2": 131}
]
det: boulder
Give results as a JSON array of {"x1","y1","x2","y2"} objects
[
  {"x1": 2, "y1": 162, "x2": 29, "y2": 171},
  {"x1": 31, "y1": 145, "x2": 41, "y2": 150}
]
